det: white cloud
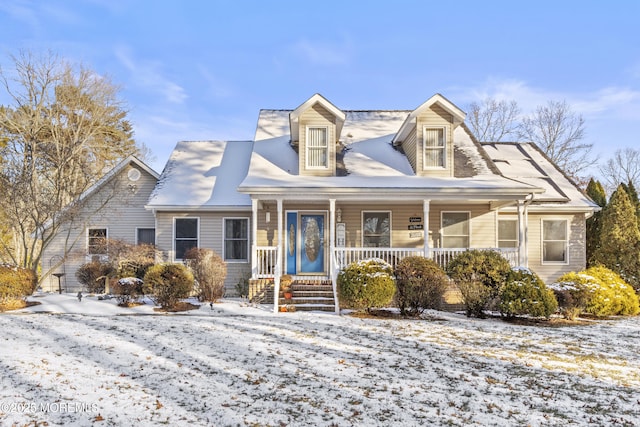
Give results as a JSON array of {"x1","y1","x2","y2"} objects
[
  {"x1": 114, "y1": 45, "x2": 188, "y2": 105},
  {"x1": 0, "y1": 0, "x2": 40, "y2": 32},
  {"x1": 292, "y1": 38, "x2": 352, "y2": 66},
  {"x1": 452, "y1": 77, "x2": 640, "y2": 121}
]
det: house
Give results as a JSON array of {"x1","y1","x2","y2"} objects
[
  {"x1": 145, "y1": 93, "x2": 598, "y2": 312},
  {"x1": 41, "y1": 93, "x2": 597, "y2": 309},
  {"x1": 41, "y1": 156, "x2": 159, "y2": 292}
]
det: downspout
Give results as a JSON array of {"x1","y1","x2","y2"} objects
[{"x1": 523, "y1": 194, "x2": 534, "y2": 268}]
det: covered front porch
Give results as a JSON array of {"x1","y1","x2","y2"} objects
[{"x1": 249, "y1": 196, "x2": 531, "y2": 314}]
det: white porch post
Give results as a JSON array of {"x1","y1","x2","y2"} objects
[
  {"x1": 423, "y1": 199, "x2": 430, "y2": 258},
  {"x1": 277, "y1": 198, "x2": 283, "y2": 275},
  {"x1": 524, "y1": 200, "x2": 530, "y2": 267},
  {"x1": 329, "y1": 199, "x2": 340, "y2": 314},
  {"x1": 273, "y1": 198, "x2": 283, "y2": 314},
  {"x1": 517, "y1": 200, "x2": 525, "y2": 267},
  {"x1": 329, "y1": 199, "x2": 336, "y2": 275},
  {"x1": 251, "y1": 198, "x2": 258, "y2": 278}
]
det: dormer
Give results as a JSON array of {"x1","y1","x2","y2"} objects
[
  {"x1": 392, "y1": 94, "x2": 466, "y2": 177},
  {"x1": 289, "y1": 94, "x2": 346, "y2": 177}
]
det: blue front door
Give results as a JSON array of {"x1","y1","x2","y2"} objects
[{"x1": 286, "y1": 212, "x2": 326, "y2": 275}]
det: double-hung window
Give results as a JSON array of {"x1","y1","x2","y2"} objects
[
  {"x1": 423, "y1": 126, "x2": 446, "y2": 168},
  {"x1": 362, "y1": 211, "x2": 391, "y2": 247},
  {"x1": 542, "y1": 219, "x2": 568, "y2": 263},
  {"x1": 441, "y1": 212, "x2": 469, "y2": 248},
  {"x1": 306, "y1": 127, "x2": 328, "y2": 168},
  {"x1": 224, "y1": 218, "x2": 249, "y2": 261},
  {"x1": 497, "y1": 219, "x2": 518, "y2": 248},
  {"x1": 88, "y1": 228, "x2": 108, "y2": 256},
  {"x1": 137, "y1": 228, "x2": 156, "y2": 246},
  {"x1": 174, "y1": 218, "x2": 198, "y2": 260}
]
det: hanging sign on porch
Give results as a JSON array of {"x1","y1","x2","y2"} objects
[
  {"x1": 409, "y1": 231, "x2": 423, "y2": 238},
  {"x1": 408, "y1": 224, "x2": 423, "y2": 230},
  {"x1": 409, "y1": 216, "x2": 422, "y2": 223}
]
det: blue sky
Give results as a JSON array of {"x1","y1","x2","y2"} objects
[{"x1": 1, "y1": 0, "x2": 639, "y2": 175}]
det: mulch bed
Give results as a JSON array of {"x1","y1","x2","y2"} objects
[{"x1": 153, "y1": 301, "x2": 201, "y2": 313}]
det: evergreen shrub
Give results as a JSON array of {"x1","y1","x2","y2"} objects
[
  {"x1": 498, "y1": 268, "x2": 558, "y2": 318},
  {"x1": 584, "y1": 266, "x2": 639, "y2": 316},
  {"x1": 143, "y1": 263, "x2": 194, "y2": 309},
  {"x1": 550, "y1": 267, "x2": 639, "y2": 318},
  {"x1": 394, "y1": 256, "x2": 449, "y2": 315},
  {"x1": 338, "y1": 258, "x2": 396, "y2": 312},
  {"x1": 446, "y1": 250, "x2": 512, "y2": 317}
]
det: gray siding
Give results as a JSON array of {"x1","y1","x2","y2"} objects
[
  {"x1": 155, "y1": 210, "x2": 252, "y2": 296},
  {"x1": 41, "y1": 164, "x2": 157, "y2": 292}
]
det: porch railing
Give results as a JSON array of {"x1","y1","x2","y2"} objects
[
  {"x1": 255, "y1": 246, "x2": 278, "y2": 278},
  {"x1": 333, "y1": 247, "x2": 519, "y2": 271},
  {"x1": 255, "y1": 245, "x2": 519, "y2": 278}
]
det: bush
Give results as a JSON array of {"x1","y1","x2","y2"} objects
[
  {"x1": 185, "y1": 247, "x2": 227, "y2": 302},
  {"x1": 456, "y1": 281, "x2": 492, "y2": 318},
  {"x1": 550, "y1": 267, "x2": 639, "y2": 318},
  {"x1": 549, "y1": 272, "x2": 596, "y2": 319},
  {"x1": 394, "y1": 256, "x2": 449, "y2": 315},
  {"x1": 498, "y1": 268, "x2": 558, "y2": 318},
  {"x1": 143, "y1": 263, "x2": 194, "y2": 309},
  {"x1": 584, "y1": 266, "x2": 639, "y2": 316},
  {"x1": 76, "y1": 261, "x2": 114, "y2": 293},
  {"x1": 338, "y1": 258, "x2": 396, "y2": 312},
  {"x1": 111, "y1": 277, "x2": 144, "y2": 306},
  {"x1": 0, "y1": 265, "x2": 37, "y2": 311},
  {"x1": 109, "y1": 241, "x2": 156, "y2": 280},
  {"x1": 446, "y1": 250, "x2": 512, "y2": 317}
]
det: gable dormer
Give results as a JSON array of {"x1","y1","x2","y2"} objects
[
  {"x1": 392, "y1": 94, "x2": 466, "y2": 177},
  {"x1": 289, "y1": 94, "x2": 345, "y2": 177}
]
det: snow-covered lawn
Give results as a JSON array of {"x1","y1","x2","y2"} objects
[{"x1": 1, "y1": 293, "x2": 639, "y2": 426}]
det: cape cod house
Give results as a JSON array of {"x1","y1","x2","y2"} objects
[
  {"x1": 146, "y1": 93, "x2": 597, "y2": 312},
  {"x1": 43, "y1": 93, "x2": 598, "y2": 312}
]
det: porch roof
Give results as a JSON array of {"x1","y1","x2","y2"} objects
[{"x1": 238, "y1": 174, "x2": 543, "y2": 201}]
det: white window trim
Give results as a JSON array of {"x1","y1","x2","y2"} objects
[
  {"x1": 496, "y1": 218, "x2": 519, "y2": 248},
  {"x1": 541, "y1": 218, "x2": 569, "y2": 265},
  {"x1": 361, "y1": 211, "x2": 392, "y2": 248},
  {"x1": 223, "y1": 217, "x2": 250, "y2": 263},
  {"x1": 173, "y1": 217, "x2": 199, "y2": 262},
  {"x1": 305, "y1": 125, "x2": 330, "y2": 170},
  {"x1": 422, "y1": 125, "x2": 447, "y2": 170},
  {"x1": 440, "y1": 211, "x2": 471, "y2": 248},
  {"x1": 135, "y1": 227, "x2": 156, "y2": 246}
]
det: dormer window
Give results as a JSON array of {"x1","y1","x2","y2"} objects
[
  {"x1": 306, "y1": 126, "x2": 329, "y2": 168},
  {"x1": 423, "y1": 126, "x2": 446, "y2": 168}
]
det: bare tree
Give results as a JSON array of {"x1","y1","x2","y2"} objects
[
  {"x1": 518, "y1": 100, "x2": 593, "y2": 184},
  {"x1": 599, "y1": 148, "x2": 640, "y2": 195},
  {"x1": 466, "y1": 98, "x2": 520, "y2": 142},
  {"x1": 0, "y1": 50, "x2": 141, "y2": 273}
]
